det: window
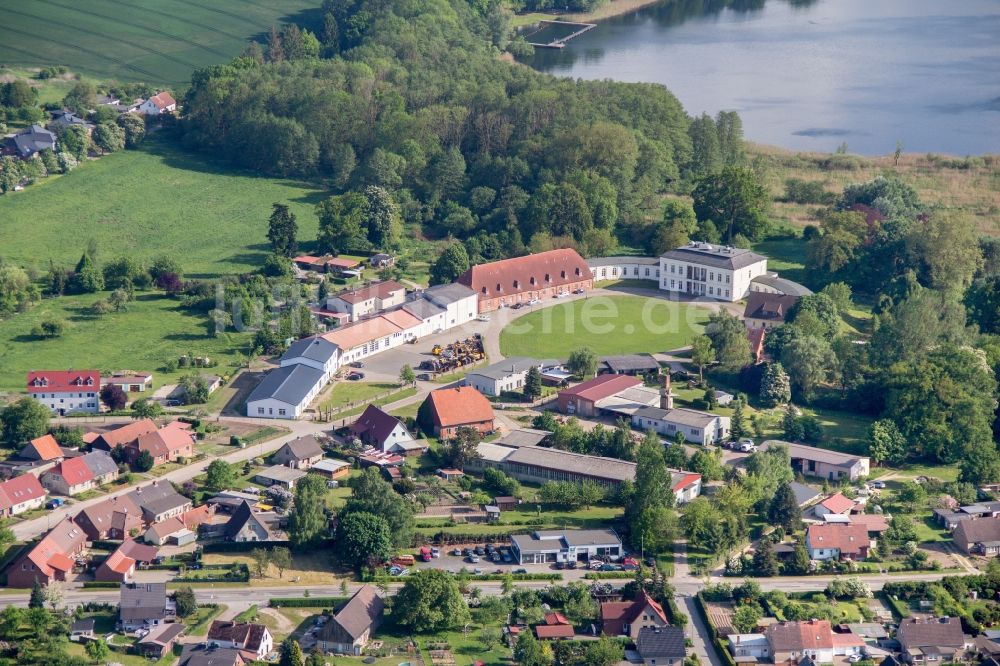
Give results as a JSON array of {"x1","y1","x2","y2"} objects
[
  {"x1": 481, "y1": 287, "x2": 487, "y2": 294},
  {"x1": 529, "y1": 277, "x2": 536, "y2": 285},
  {"x1": 633, "y1": 267, "x2": 638, "y2": 276},
  {"x1": 725, "y1": 290, "x2": 730, "y2": 297},
  {"x1": 645, "y1": 268, "x2": 650, "y2": 276},
  {"x1": 496, "y1": 283, "x2": 502, "y2": 292},
  {"x1": 708, "y1": 287, "x2": 713, "y2": 295},
  {"x1": 513, "y1": 280, "x2": 519, "y2": 289},
  {"x1": 561, "y1": 270, "x2": 566, "y2": 278},
  {"x1": 709, "y1": 272, "x2": 714, "y2": 281},
  {"x1": 278, "y1": 409, "x2": 286, "y2": 416},
  {"x1": 670, "y1": 265, "x2": 675, "y2": 274},
  {"x1": 575, "y1": 268, "x2": 581, "y2": 276},
  {"x1": 726, "y1": 275, "x2": 730, "y2": 284},
  {"x1": 544, "y1": 273, "x2": 550, "y2": 282}
]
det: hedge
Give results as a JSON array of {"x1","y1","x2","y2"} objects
[
  {"x1": 695, "y1": 593, "x2": 737, "y2": 666},
  {"x1": 583, "y1": 572, "x2": 633, "y2": 580},
  {"x1": 365, "y1": 572, "x2": 561, "y2": 583},
  {"x1": 82, "y1": 581, "x2": 121, "y2": 588},
  {"x1": 200, "y1": 540, "x2": 306, "y2": 553},
  {"x1": 269, "y1": 596, "x2": 348, "y2": 608}
]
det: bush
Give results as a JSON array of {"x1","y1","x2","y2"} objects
[{"x1": 269, "y1": 596, "x2": 347, "y2": 608}]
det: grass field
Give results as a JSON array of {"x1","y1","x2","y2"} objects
[
  {"x1": 0, "y1": 0, "x2": 320, "y2": 84},
  {"x1": 499, "y1": 295, "x2": 710, "y2": 358},
  {"x1": 0, "y1": 137, "x2": 324, "y2": 278},
  {"x1": 0, "y1": 292, "x2": 249, "y2": 393}
]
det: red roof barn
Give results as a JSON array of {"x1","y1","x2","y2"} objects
[
  {"x1": 421, "y1": 387, "x2": 495, "y2": 440},
  {"x1": 457, "y1": 249, "x2": 593, "y2": 312},
  {"x1": 557, "y1": 374, "x2": 641, "y2": 418}
]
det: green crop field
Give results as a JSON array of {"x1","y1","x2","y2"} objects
[
  {"x1": 0, "y1": 0, "x2": 319, "y2": 84},
  {"x1": 0, "y1": 292, "x2": 250, "y2": 393},
  {"x1": 499, "y1": 295, "x2": 711, "y2": 358},
  {"x1": 0, "y1": 137, "x2": 324, "y2": 278}
]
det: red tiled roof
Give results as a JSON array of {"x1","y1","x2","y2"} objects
[
  {"x1": 23, "y1": 518, "x2": 87, "y2": 577},
  {"x1": 807, "y1": 523, "x2": 870, "y2": 555},
  {"x1": 148, "y1": 91, "x2": 175, "y2": 109},
  {"x1": 560, "y1": 375, "x2": 640, "y2": 403},
  {"x1": 766, "y1": 620, "x2": 835, "y2": 651},
  {"x1": 535, "y1": 624, "x2": 575, "y2": 639},
  {"x1": 28, "y1": 434, "x2": 62, "y2": 460},
  {"x1": 850, "y1": 513, "x2": 890, "y2": 533},
  {"x1": 544, "y1": 613, "x2": 570, "y2": 625},
  {"x1": 671, "y1": 472, "x2": 702, "y2": 492},
  {"x1": 333, "y1": 280, "x2": 404, "y2": 304},
  {"x1": 600, "y1": 591, "x2": 667, "y2": 636},
  {"x1": 458, "y1": 249, "x2": 591, "y2": 299},
  {"x1": 0, "y1": 474, "x2": 46, "y2": 510},
  {"x1": 26, "y1": 370, "x2": 100, "y2": 393},
  {"x1": 322, "y1": 315, "x2": 406, "y2": 350},
  {"x1": 818, "y1": 492, "x2": 855, "y2": 514},
  {"x1": 146, "y1": 517, "x2": 187, "y2": 541},
  {"x1": 181, "y1": 505, "x2": 213, "y2": 530},
  {"x1": 50, "y1": 457, "x2": 94, "y2": 486},
  {"x1": 98, "y1": 419, "x2": 158, "y2": 449},
  {"x1": 426, "y1": 387, "x2": 494, "y2": 428},
  {"x1": 138, "y1": 425, "x2": 194, "y2": 456},
  {"x1": 294, "y1": 255, "x2": 327, "y2": 266},
  {"x1": 381, "y1": 309, "x2": 423, "y2": 329},
  {"x1": 82, "y1": 432, "x2": 100, "y2": 445}
]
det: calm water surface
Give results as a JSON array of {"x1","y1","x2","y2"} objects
[{"x1": 526, "y1": 0, "x2": 1000, "y2": 155}]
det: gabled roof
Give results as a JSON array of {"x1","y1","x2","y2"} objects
[
  {"x1": 281, "y1": 336, "x2": 339, "y2": 365},
  {"x1": 954, "y1": 516, "x2": 1000, "y2": 545},
  {"x1": 467, "y1": 357, "x2": 540, "y2": 381},
  {"x1": 535, "y1": 623, "x2": 575, "y2": 639},
  {"x1": 560, "y1": 374, "x2": 640, "y2": 402},
  {"x1": 789, "y1": 481, "x2": 821, "y2": 507},
  {"x1": 13, "y1": 124, "x2": 56, "y2": 157},
  {"x1": 318, "y1": 585, "x2": 384, "y2": 644},
  {"x1": 224, "y1": 501, "x2": 273, "y2": 540},
  {"x1": 144, "y1": 425, "x2": 195, "y2": 456},
  {"x1": 765, "y1": 620, "x2": 835, "y2": 651},
  {"x1": 599, "y1": 355, "x2": 660, "y2": 373},
  {"x1": 139, "y1": 622, "x2": 185, "y2": 647},
  {"x1": 119, "y1": 582, "x2": 167, "y2": 621},
  {"x1": 806, "y1": 523, "x2": 870, "y2": 554},
  {"x1": 245, "y1": 364, "x2": 324, "y2": 408},
  {"x1": 321, "y1": 316, "x2": 406, "y2": 350},
  {"x1": 21, "y1": 517, "x2": 87, "y2": 578},
  {"x1": 331, "y1": 280, "x2": 404, "y2": 304},
  {"x1": 128, "y1": 481, "x2": 190, "y2": 517},
  {"x1": 276, "y1": 436, "x2": 324, "y2": 461},
  {"x1": 47, "y1": 456, "x2": 94, "y2": 486},
  {"x1": 636, "y1": 627, "x2": 686, "y2": 659},
  {"x1": 147, "y1": 91, "x2": 176, "y2": 110},
  {"x1": 351, "y1": 404, "x2": 409, "y2": 444},
  {"x1": 81, "y1": 450, "x2": 119, "y2": 478},
  {"x1": 145, "y1": 517, "x2": 188, "y2": 541},
  {"x1": 601, "y1": 590, "x2": 667, "y2": 635},
  {"x1": 97, "y1": 538, "x2": 158, "y2": 577},
  {"x1": 422, "y1": 282, "x2": 477, "y2": 305},
  {"x1": 818, "y1": 492, "x2": 855, "y2": 514},
  {"x1": 896, "y1": 616, "x2": 965, "y2": 649},
  {"x1": 96, "y1": 419, "x2": 159, "y2": 449},
  {"x1": 850, "y1": 513, "x2": 890, "y2": 533},
  {"x1": 458, "y1": 248, "x2": 591, "y2": 298},
  {"x1": 743, "y1": 292, "x2": 799, "y2": 322},
  {"x1": 208, "y1": 620, "x2": 270, "y2": 652},
  {"x1": 22, "y1": 434, "x2": 63, "y2": 461},
  {"x1": 0, "y1": 473, "x2": 46, "y2": 510},
  {"x1": 26, "y1": 370, "x2": 99, "y2": 393},
  {"x1": 426, "y1": 386, "x2": 494, "y2": 428}
]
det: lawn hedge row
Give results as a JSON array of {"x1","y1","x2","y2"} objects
[
  {"x1": 366, "y1": 572, "x2": 561, "y2": 583},
  {"x1": 583, "y1": 572, "x2": 633, "y2": 580},
  {"x1": 82, "y1": 581, "x2": 121, "y2": 588},
  {"x1": 268, "y1": 596, "x2": 348, "y2": 608},
  {"x1": 201, "y1": 540, "x2": 313, "y2": 553}
]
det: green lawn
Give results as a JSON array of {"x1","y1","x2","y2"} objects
[
  {"x1": 0, "y1": 292, "x2": 249, "y2": 392},
  {"x1": 499, "y1": 295, "x2": 710, "y2": 358},
  {"x1": 0, "y1": 0, "x2": 319, "y2": 84},
  {"x1": 0, "y1": 137, "x2": 324, "y2": 279},
  {"x1": 321, "y1": 381, "x2": 403, "y2": 411}
]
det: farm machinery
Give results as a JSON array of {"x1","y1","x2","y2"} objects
[{"x1": 420, "y1": 334, "x2": 485, "y2": 373}]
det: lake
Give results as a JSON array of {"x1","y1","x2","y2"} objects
[{"x1": 525, "y1": 0, "x2": 1000, "y2": 155}]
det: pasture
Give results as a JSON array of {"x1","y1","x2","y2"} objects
[
  {"x1": 498, "y1": 295, "x2": 710, "y2": 358},
  {"x1": 0, "y1": 0, "x2": 319, "y2": 84},
  {"x1": 0, "y1": 137, "x2": 324, "y2": 278}
]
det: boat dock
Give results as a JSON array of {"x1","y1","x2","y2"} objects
[{"x1": 525, "y1": 20, "x2": 596, "y2": 49}]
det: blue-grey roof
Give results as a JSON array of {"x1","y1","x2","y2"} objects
[
  {"x1": 81, "y1": 450, "x2": 118, "y2": 478},
  {"x1": 751, "y1": 274, "x2": 813, "y2": 297},
  {"x1": 247, "y1": 364, "x2": 324, "y2": 407},
  {"x1": 423, "y1": 283, "x2": 476, "y2": 306},
  {"x1": 49, "y1": 111, "x2": 94, "y2": 130},
  {"x1": 13, "y1": 124, "x2": 56, "y2": 157},
  {"x1": 789, "y1": 481, "x2": 821, "y2": 507},
  {"x1": 467, "y1": 357, "x2": 539, "y2": 381},
  {"x1": 402, "y1": 298, "x2": 445, "y2": 320},
  {"x1": 660, "y1": 242, "x2": 765, "y2": 270},
  {"x1": 281, "y1": 336, "x2": 339, "y2": 365}
]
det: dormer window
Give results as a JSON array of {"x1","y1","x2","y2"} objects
[
  {"x1": 575, "y1": 268, "x2": 581, "y2": 276},
  {"x1": 529, "y1": 277, "x2": 536, "y2": 286},
  {"x1": 513, "y1": 280, "x2": 520, "y2": 289},
  {"x1": 86, "y1": 377, "x2": 94, "y2": 385},
  {"x1": 560, "y1": 270, "x2": 566, "y2": 279},
  {"x1": 481, "y1": 287, "x2": 487, "y2": 294},
  {"x1": 496, "y1": 283, "x2": 502, "y2": 293},
  {"x1": 545, "y1": 273, "x2": 551, "y2": 282}
]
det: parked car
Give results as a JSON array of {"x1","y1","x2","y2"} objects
[
  {"x1": 502, "y1": 552, "x2": 513, "y2": 563},
  {"x1": 467, "y1": 555, "x2": 480, "y2": 563},
  {"x1": 528, "y1": 298, "x2": 540, "y2": 305},
  {"x1": 737, "y1": 439, "x2": 757, "y2": 453},
  {"x1": 847, "y1": 656, "x2": 864, "y2": 664},
  {"x1": 512, "y1": 302, "x2": 524, "y2": 310},
  {"x1": 350, "y1": 361, "x2": 365, "y2": 368},
  {"x1": 491, "y1": 553, "x2": 502, "y2": 563},
  {"x1": 463, "y1": 547, "x2": 474, "y2": 556},
  {"x1": 388, "y1": 565, "x2": 406, "y2": 575},
  {"x1": 573, "y1": 288, "x2": 585, "y2": 294},
  {"x1": 476, "y1": 314, "x2": 490, "y2": 322},
  {"x1": 474, "y1": 546, "x2": 486, "y2": 556},
  {"x1": 513, "y1": 568, "x2": 528, "y2": 574},
  {"x1": 473, "y1": 568, "x2": 483, "y2": 575},
  {"x1": 431, "y1": 548, "x2": 441, "y2": 558},
  {"x1": 46, "y1": 498, "x2": 64, "y2": 509},
  {"x1": 347, "y1": 372, "x2": 365, "y2": 381},
  {"x1": 600, "y1": 564, "x2": 622, "y2": 572},
  {"x1": 555, "y1": 562, "x2": 566, "y2": 570},
  {"x1": 870, "y1": 480, "x2": 887, "y2": 489}
]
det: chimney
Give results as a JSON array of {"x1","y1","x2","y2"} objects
[{"x1": 660, "y1": 374, "x2": 673, "y2": 410}]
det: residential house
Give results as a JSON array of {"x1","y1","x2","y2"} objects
[
  {"x1": 137, "y1": 623, "x2": 186, "y2": 658},
  {"x1": 119, "y1": 582, "x2": 172, "y2": 631},
  {"x1": 94, "y1": 538, "x2": 159, "y2": 583},
  {"x1": 310, "y1": 458, "x2": 351, "y2": 479},
  {"x1": 271, "y1": 436, "x2": 324, "y2": 469},
  {"x1": 598, "y1": 355, "x2": 661, "y2": 377},
  {"x1": 350, "y1": 404, "x2": 423, "y2": 454},
  {"x1": 659, "y1": 242, "x2": 768, "y2": 301},
  {"x1": 805, "y1": 523, "x2": 871, "y2": 561},
  {"x1": 513, "y1": 529, "x2": 622, "y2": 566},
  {"x1": 600, "y1": 590, "x2": 668, "y2": 640},
  {"x1": 128, "y1": 481, "x2": 192, "y2": 524},
  {"x1": 421, "y1": 386, "x2": 495, "y2": 440},
  {"x1": 727, "y1": 634, "x2": 770, "y2": 661},
  {"x1": 557, "y1": 374, "x2": 641, "y2": 418},
  {"x1": 761, "y1": 440, "x2": 870, "y2": 482},
  {"x1": 81, "y1": 450, "x2": 119, "y2": 486},
  {"x1": 138, "y1": 91, "x2": 176, "y2": 115},
  {"x1": 812, "y1": 492, "x2": 856, "y2": 518},
  {"x1": 224, "y1": 501, "x2": 279, "y2": 543},
  {"x1": 316, "y1": 585, "x2": 385, "y2": 655},
  {"x1": 464, "y1": 357, "x2": 543, "y2": 397},
  {"x1": 535, "y1": 613, "x2": 574, "y2": 640},
  {"x1": 101, "y1": 372, "x2": 153, "y2": 393},
  {"x1": 743, "y1": 292, "x2": 799, "y2": 330},
  {"x1": 587, "y1": 256, "x2": 661, "y2": 284},
  {"x1": 636, "y1": 627, "x2": 686, "y2": 666},
  {"x1": 458, "y1": 248, "x2": 593, "y2": 312},
  {"x1": 12, "y1": 124, "x2": 57, "y2": 158},
  {"x1": 765, "y1": 620, "x2": 865, "y2": 664},
  {"x1": 179, "y1": 646, "x2": 246, "y2": 666},
  {"x1": 0, "y1": 434, "x2": 66, "y2": 479},
  {"x1": 41, "y1": 457, "x2": 95, "y2": 496},
  {"x1": 128, "y1": 423, "x2": 195, "y2": 466},
  {"x1": 954, "y1": 516, "x2": 1000, "y2": 556},
  {"x1": 90, "y1": 418, "x2": 158, "y2": 452},
  {"x1": 5, "y1": 517, "x2": 87, "y2": 587},
  {"x1": 27, "y1": 370, "x2": 100, "y2": 415},
  {"x1": 207, "y1": 620, "x2": 273, "y2": 660},
  {"x1": 245, "y1": 363, "x2": 325, "y2": 420},
  {"x1": 48, "y1": 110, "x2": 94, "y2": 133},
  {"x1": 254, "y1": 465, "x2": 306, "y2": 489},
  {"x1": 0, "y1": 473, "x2": 47, "y2": 518},
  {"x1": 749, "y1": 273, "x2": 813, "y2": 297},
  {"x1": 631, "y1": 405, "x2": 730, "y2": 446},
  {"x1": 21, "y1": 434, "x2": 63, "y2": 462},
  {"x1": 144, "y1": 517, "x2": 195, "y2": 546},
  {"x1": 279, "y1": 336, "x2": 340, "y2": 381},
  {"x1": 325, "y1": 280, "x2": 406, "y2": 322},
  {"x1": 70, "y1": 618, "x2": 95, "y2": 642},
  {"x1": 896, "y1": 617, "x2": 968, "y2": 664},
  {"x1": 370, "y1": 253, "x2": 394, "y2": 267},
  {"x1": 74, "y1": 495, "x2": 143, "y2": 541}
]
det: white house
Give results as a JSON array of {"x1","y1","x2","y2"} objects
[
  {"x1": 245, "y1": 364, "x2": 325, "y2": 419},
  {"x1": 659, "y1": 242, "x2": 768, "y2": 302},
  {"x1": 587, "y1": 256, "x2": 661, "y2": 283},
  {"x1": 138, "y1": 92, "x2": 176, "y2": 115},
  {"x1": 464, "y1": 357, "x2": 542, "y2": 397},
  {"x1": 727, "y1": 635, "x2": 770, "y2": 661},
  {"x1": 321, "y1": 311, "x2": 422, "y2": 366},
  {"x1": 279, "y1": 336, "x2": 340, "y2": 381},
  {"x1": 631, "y1": 406, "x2": 730, "y2": 445},
  {"x1": 421, "y1": 283, "x2": 478, "y2": 327},
  {"x1": 26, "y1": 370, "x2": 100, "y2": 415},
  {"x1": 325, "y1": 280, "x2": 406, "y2": 322}
]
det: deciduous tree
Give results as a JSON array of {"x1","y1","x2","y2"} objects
[
  {"x1": 1, "y1": 397, "x2": 51, "y2": 445},
  {"x1": 394, "y1": 569, "x2": 470, "y2": 632},
  {"x1": 289, "y1": 474, "x2": 328, "y2": 548},
  {"x1": 100, "y1": 384, "x2": 127, "y2": 411},
  {"x1": 567, "y1": 347, "x2": 598, "y2": 379},
  {"x1": 336, "y1": 511, "x2": 393, "y2": 570},
  {"x1": 268, "y1": 203, "x2": 299, "y2": 257}
]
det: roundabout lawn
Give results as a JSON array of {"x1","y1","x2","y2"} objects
[{"x1": 498, "y1": 295, "x2": 711, "y2": 359}]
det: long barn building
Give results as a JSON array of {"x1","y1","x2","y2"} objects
[{"x1": 458, "y1": 248, "x2": 593, "y2": 312}]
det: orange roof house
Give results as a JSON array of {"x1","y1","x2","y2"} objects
[
  {"x1": 421, "y1": 387, "x2": 494, "y2": 440},
  {"x1": 22, "y1": 434, "x2": 63, "y2": 461},
  {"x1": 0, "y1": 473, "x2": 47, "y2": 517},
  {"x1": 41, "y1": 457, "x2": 95, "y2": 496},
  {"x1": 535, "y1": 612, "x2": 575, "y2": 639},
  {"x1": 805, "y1": 523, "x2": 870, "y2": 561},
  {"x1": 814, "y1": 492, "x2": 856, "y2": 516},
  {"x1": 92, "y1": 419, "x2": 159, "y2": 451},
  {"x1": 600, "y1": 590, "x2": 668, "y2": 640},
  {"x1": 6, "y1": 517, "x2": 87, "y2": 587}
]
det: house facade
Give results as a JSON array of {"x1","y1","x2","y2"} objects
[
  {"x1": 316, "y1": 586, "x2": 385, "y2": 655},
  {"x1": 350, "y1": 404, "x2": 416, "y2": 453},
  {"x1": 765, "y1": 620, "x2": 865, "y2": 664},
  {"x1": 207, "y1": 621, "x2": 274, "y2": 660},
  {"x1": 805, "y1": 523, "x2": 871, "y2": 561},
  {"x1": 325, "y1": 280, "x2": 406, "y2": 322},
  {"x1": 0, "y1": 474, "x2": 47, "y2": 517},
  {"x1": 279, "y1": 337, "x2": 340, "y2": 381},
  {"x1": 659, "y1": 242, "x2": 768, "y2": 301},
  {"x1": 464, "y1": 357, "x2": 542, "y2": 397},
  {"x1": 6, "y1": 518, "x2": 86, "y2": 588},
  {"x1": 138, "y1": 92, "x2": 176, "y2": 115},
  {"x1": 41, "y1": 457, "x2": 95, "y2": 496},
  {"x1": 271, "y1": 436, "x2": 324, "y2": 469},
  {"x1": 896, "y1": 617, "x2": 967, "y2": 664},
  {"x1": 600, "y1": 590, "x2": 668, "y2": 640},
  {"x1": 119, "y1": 582, "x2": 173, "y2": 631},
  {"x1": 458, "y1": 248, "x2": 593, "y2": 312},
  {"x1": 587, "y1": 256, "x2": 661, "y2": 284},
  {"x1": 245, "y1": 363, "x2": 325, "y2": 419},
  {"x1": 27, "y1": 370, "x2": 100, "y2": 415},
  {"x1": 954, "y1": 517, "x2": 1000, "y2": 555},
  {"x1": 631, "y1": 405, "x2": 730, "y2": 445},
  {"x1": 511, "y1": 529, "x2": 622, "y2": 565},
  {"x1": 422, "y1": 386, "x2": 495, "y2": 439},
  {"x1": 762, "y1": 440, "x2": 870, "y2": 482}
]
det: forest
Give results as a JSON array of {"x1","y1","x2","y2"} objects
[{"x1": 180, "y1": 0, "x2": 750, "y2": 261}]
